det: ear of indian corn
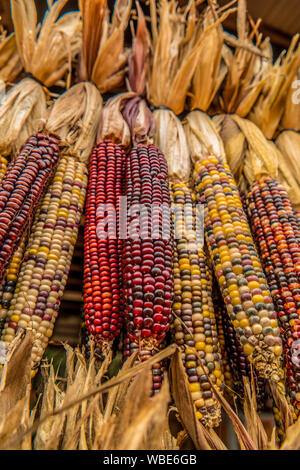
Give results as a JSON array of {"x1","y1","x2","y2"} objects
[
  {"x1": 0, "y1": 133, "x2": 59, "y2": 286},
  {"x1": 171, "y1": 181, "x2": 223, "y2": 427},
  {"x1": 122, "y1": 144, "x2": 174, "y2": 350},
  {"x1": 0, "y1": 155, "x2": 87, "y2": 372},
  {"x1": 83, "y1": 141, "x2": 125, "y2": 355},
  {"x1": 247, "y1": 177, "x2": 300, "y2": 414},
  {"x1": 193, "y1": 156, "x2": 284, "y2": 384}
]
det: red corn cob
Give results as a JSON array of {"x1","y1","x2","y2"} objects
[
  {"x1": 122, "y1": 144, "x2": 174, "y2": 349},
  {"x1": 83, "y1": 141, "x2": 125, "y2": 355},
  {"x1": 0, "y1": 133, "x2": 59, "y2": 285}
]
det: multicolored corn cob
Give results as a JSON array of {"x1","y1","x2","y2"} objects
[
  {"x1": 170, "y1": 181, "x2": 223, "y2": 427},
  {"x1": 0, "y1": 133, "x2": 59, "y2": 286},
  {"x1": 214, "y1": 301, "x2": 234, "y2": 397},
  {"x1": 216, "y1": 299, "x2": 267, "y2": 410},
  {"x1": 247, "y1": 177, "x2": 300, "y2": 413},
  {"x1": 83, "y1": 141, "x2": 125, "y2": 355},
  {"x1": 122, "y1": 144, "x2": 174, "y2": 350},
  {"x1": 0, "y1": 234, "x2": 27, "y2": 329},
  {"x1": 0, "y1": 155, "x2": 87, "y2": 371},
  {"x1": 193, "y1": 157, "x2": 284, "y2": 385},
  {"x1": 0, "y1": 157, "x2": 7, "y2": 181}
]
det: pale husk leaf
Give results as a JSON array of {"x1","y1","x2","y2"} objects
[
  {"x1": 184, "y1": 110, "x2": 226, "y2": 164},
  {"x1": 225, "y1": 114, "x2": 279, "y2": 182},
  {"x1": 280, "y1": 68, "x2": 300, "y2": 131},
  {"x1": 46, "y1": 82, "x2": 103, "y2": 164},
  {"x1": 0, "y1": 77, "x2": 47, "y2": 156},
  {"x1": 218, "y1": 2, "x2": 272, "y2": 118},
  {"x1": 0, "y1": 32, "x2": 22, "y2": 83},
  {"x1": 249, "y1": 35, "x2": 300, "y2": 139},
  {"x1": 275, "y1": 131, "x2": 300, "y2": 210},
  {"x1": 79, "y1": 0, "x2": 131, "y2": 94},
  {"x1": 12, "y1": 0, "x2": 81, "y2": 88},
  {"x1": 153, "y1": 109, "x2": 191, "y2": 181},
  {"x1": 148, "y1": 0, "x2": 205, "y2": 115},
  {"x1": 97, "y1": 93, "x2": 134, "y2": 149},
  {"x1": 190, "y1": 6, "x2": 232, "y2": 112}
]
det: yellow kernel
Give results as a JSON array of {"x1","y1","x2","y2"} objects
[
  {"x1": 243, "y1": 343, "x2": 254, "y2": 356},
  {"x1": 189, "y1": 383, "x2": 200, "y2": 393}
]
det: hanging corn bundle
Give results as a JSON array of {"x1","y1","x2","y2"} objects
[
  {"x1": 0, "y1": 0, "x2": 131, "y2": 373},
  {"x1": 112, "y1": 4, "x2": 173, "y2": 392},
  {"x1": 184, "y1": 109, "x2": 284, "y2": 393},
  {"x1": 143, "y1": 0, "x2": 228, "y2": 426},
  {"x1": 217, "y1": 115, "x2": 300, "y2": 418},
  {"x1": 81, "y1": 0, "x2": 132, "y2": 359}
]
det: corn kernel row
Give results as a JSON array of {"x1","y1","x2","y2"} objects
[
  {"x1": 0, "y1": 155, "x2": 87, "y2": 371},
  {"x1": 170, "y1": 181, "x2": 224, "y2": 427},
  {"x1": 0, "y1": 234, "x2": 27, "y2": 328},
  {"x1": 0, "y1": 133, "x2": 59, "y2": 286},
  {"x1": 193, "y1": 157, "x2": 284, "y2": 384}
]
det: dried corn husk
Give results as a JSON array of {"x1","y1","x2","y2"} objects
[
  {"x1": 216, "y1": 114, "x2": 278, "y2": 184},
  {"x1": 215, "y1": 0, "x2": 272, "y2": 117},
  {"x1": 153, "y1": 108, "x2": 191, "y2": 181},
  {"x1": 276, "y1": 131, "x2": 300, "y2": 211},
  {"x1": 0, "y1": 0, "x2": 82, "y2": 157},
  {"x1": 148, "y1": 0, "x2": 204, "y2": 115},
  {"x1": 184, "y1": 110, "x2": 226, "y2": 165},
  {"x1": 190, "y1": 3, "x2": 236, "y2": 112},
  {"x1": 122, "y1": 2, "x2": 155, "y2": 145},
  {"x1": 0, "y1": 30, "x2": 22, "y2": 84},
  {"x1": 79, "y1": 0, "x2": 131, "y2": 94},
  {"x1": 46, "y1": 82, "x2": 102, "y2": 164},
  {"x1": 249, "y1": 35, "x2": 300, "y2": 139},
  {"x1": 280, "y1": 68, "x2": 300, "y2": 132}
]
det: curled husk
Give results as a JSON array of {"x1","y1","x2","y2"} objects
[
  {"x1": 0, "y1": 31, "x2": 22, "y2": 83},
  {"x1": 97, "y1": 93, "x2": 134, "y2": 150},
  {"x1": 216, "y1": 114, "x2": 278, "y2": 184},
  {"x1": 184, "y1": 110, "x2": 226, "y2": 165},
  {"x1": 46, "y1": 82, "x2": 103, "y2": 164},
  {"x1": 249, "y1": 35, "x2": 300, "y2": 139}
]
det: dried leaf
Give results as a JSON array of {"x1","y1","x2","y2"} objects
[{"x1": 47, "y1": 82, "x2": 102, "y2": 164}]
